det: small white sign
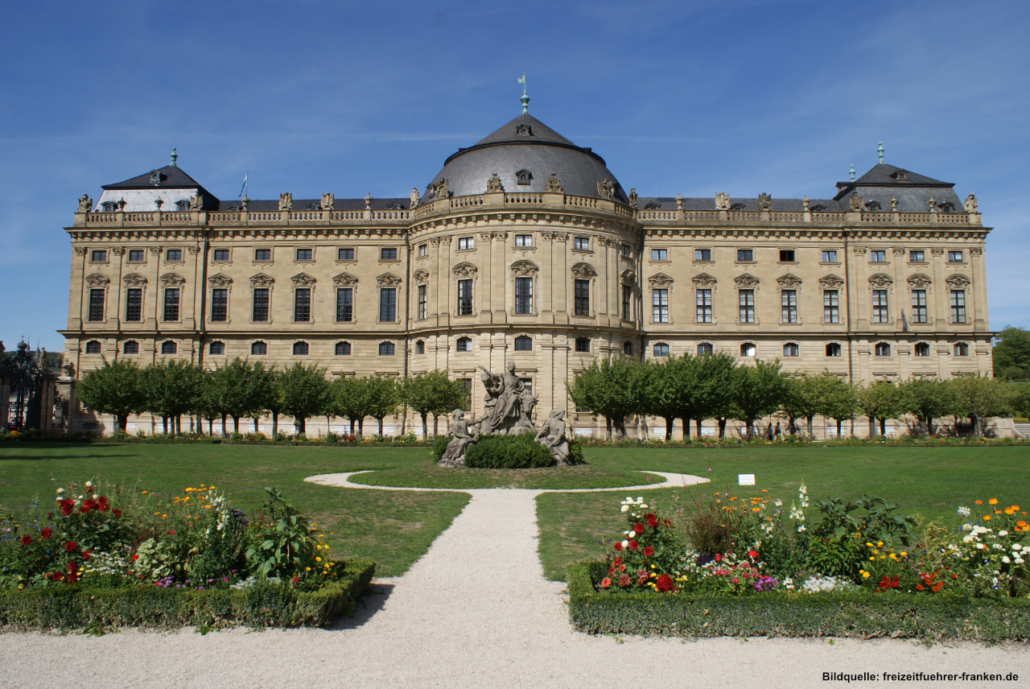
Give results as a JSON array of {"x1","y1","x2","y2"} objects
[{"x1": 738, "y1": 474, "x2": 756, "y2": 486}]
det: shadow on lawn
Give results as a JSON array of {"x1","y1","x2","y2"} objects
[
  {"x1": 328, "y1": 582, "x2": 394, "y2": 630},
  {"x1": 0, "y1": 453, "x2": 137, "y2": 461}
]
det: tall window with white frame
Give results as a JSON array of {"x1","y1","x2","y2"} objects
[
  {"x1": 125, "y1": 288, "x2": 142, "y2": 322},
  {"x1": 652, "y1": 288, "x2": 669, "y2": 323},
  {"x1": 163, "y1": 288, "x2": 180, "y2": 321},
  {"x1": 823, "y1": 290, "x2": 839, "y2": 323},
  {"x1": 417, "y1": 285, "x2": 427, "y2": 320},
  {"x1": 88, "y1": 289, "x2": 105, "y2": 322},
  {"x1": 252, "y1": 289, "x2": 269, "y2": 322},
  {"x1": 457, "y1": 279, "x2": 473, "y2": 316},
  {"x1": 739, "y1": 289, "x2": 755, "y2": 323},
  {"x1": 696, "y1": 289, "x2": 712, "y2": 323},
  {"x1": 911, "y1": 290, "x2": 927, "y2": 323},
  {"x1": 211, "y1": 288, "x2": 228, "y2": 322},
  {"x1": 622, "y1": 285, "x2": 632, "y2": 320},
  {"x1": 515, "y1": 277, "x2": 532, "y2": 314},
  {"x1": 950, "y1": 290, "x2": 966, "y2": 323},
  {"x1": 574, "y1": 279, "x2": 590, "y2": 316},
  {"x1": 337, "y1": 287, "x2": 353, "y2": 322},
  {"x1": 872, "y1": 289, "x2": 889, "y2": 323},
  {"x1": 781, "y1": 290, "x2": 797, "y2": 323},
  {"x1": 380, "y1": 287, "x2": 396, "y2": 322},
  {"x1": 294, "y1": 288, "x2": 311, "y2": 322}
]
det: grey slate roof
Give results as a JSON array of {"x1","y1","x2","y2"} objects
[
  {"x1": 214, "y1": 198, "x2": 411, "y2": 212},
  {"x1": 635, "y1": 197, "x2": 843, "y2": 212},
  {"x1": 832, "y1": 163, "x2": 961, "y2": 213},
  {"x1": 104, "y1": 165, "x2": 209, "y2": 192}
]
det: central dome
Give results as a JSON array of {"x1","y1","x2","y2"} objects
[{"x1": 424, "y1": 113, "x2": 628, "y2": 203}]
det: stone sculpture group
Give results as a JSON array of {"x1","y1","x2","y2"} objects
[{"x1": 438, "y1": 361, "x2": 571, "y2": 468}]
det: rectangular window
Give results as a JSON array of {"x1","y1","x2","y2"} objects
[
  {"x1": 128, "y1": 249, "x2": 145, "y2": 262},
  {"x1": 294, "y1": 288, "x2": 311, "y2": 322},
  {"x1": 91, "y1": 249, "x2": 107, "y2": 262},
  {"x1": 781, "y1": 290, "x2": 798, "y2": 323},
  {"x1": 88, "y1": 289, "x2": 105, "y2": 321},
  {"x1": 739, "y1": 289, "x2": 755, "y2": 323},
  {"x1": 458, "y1": 279, "x2": 473, "y2": 316},
  {"x1": 948, "y1": 251, "x2": 963, "y2": 263},
  {"x1": 163, "y1": 289, "x2": 180, "y2": 321},
  {"x1": 911, "y1": 289, "x2": 927, "y2": 323},
  {"x1": 909, "y1": 250, "x2": 924, "y2": 263},
  {"x1": 337, "y1": 288, "x2": 353, "y2": 322},
  {"x1": 824, "y1": 290, "x2": 839, "y2": 323},
  {"x1": 652, "y1": 288, "x2": 669, "y2": 323},
  {"x1": 651, "y1": 248, "x2": 668, "y2": 261},
  {"x1": 515, "y1": 277, "x2": 533, "y2": 314},
  {"x1": 125, "y1": 288, "x2": 142, "y2": 322},
  {"x1": 515, "y1": 234, "x2": 532, "y2": 247},
  {"x1": 418, "y1": 243, "x2": 427, "y2": 257},
  {"x1": 296, "y1": 248, "x2": 313, "y2": 261},
  {"x1": 213, "y1": 249, "x2": 230, "y2": 262},
  {"x1": 950, "y1": 290, "x2": 966, "y2": 323},
  {"x1": 574, "y1": 236, "x2": 590, "y2": 251},
  {"x1": 870, "y1": 250, "x2": 886, "y2": 262},
  {"x1": 252, "y1": 288, "x2": 269, "y2": 322},
  {"x1": 822, "y1": 250, "x2": 838, "y2": 263},
  {"x1": 621, "y1": 244, "x2": 631, "y2": 257},
  {"x1": 255, "y1": 249, "x2": 271, "y2": 261},
  {"x1": 622, "y1": 285, "x2": 632, "y2": 320},
  {"x1": 779, "y1": 249, "x2": 796, "y2": 262},
  {"x1": 338, "y1": 248, "x2": 354, "y2": 261},
  {"x1": 872, "y1": 289, "x2": 889, "y2": 323},
  {"x1": 381, "y1": 247, "x2": 398, "y2": 260},
  {"x1": 211, "y1": 288, "x2": 228, "y2": 322},
  {"x1": 574, "y1": 279, "x2": 590, "y2": 316},
  {"x1": 457, "y1": 237, "x2": 474, "y2": 251},
  {"x1": 417, "y1": 285, "x2": 427, "y2": 320},
  {"x1": 694, "y1": 249, "x2": 711, "y2": 261},
  {"x1": 166, "y1": 249, "x2": 183, "y2": 262},
  {"x1": 379, "y1": 288, "x2": 396, "y2": 322},
  {"x1": 737, "y1": 249, "x2": 753, "y2": 262},
  {"x1": 696, "y1": 289, "x2": 713, "y2": 323}
]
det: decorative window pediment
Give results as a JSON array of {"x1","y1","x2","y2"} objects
[
  {"x1": 291, "y1": 273, "x2": 316, "y2": 287},
  {"x1": 123, "y1": 273, "x2": 147, "y2": 287},
  {"x1": 734, "y1": 273, "x2": 760, "y2": 287},
  {"x1": 207, "y1": 273, "x2": 232, "y2": 287},
  {"x1": 818, "y1": 274, "x2": 844, "y2": 289},
  {"x1": 333, "y1": 272, "x2": 358, "y2": 287},
  {"x1": 692, "y1": 272, "x2": 717, "y2": 287},
  {"x1": 250, "y1": 273, "x2": 274, "y2": 287},
  {"x1": 452, "y1": 262, "x2": 478, "y2": 278},
  {"x1": 648, "y1": 272, "x2": 674, "y2": 287},
  {"x1": 777, "y1": 273, "x2": 802, "y2": 288},
  {"x1": 946, "y1": 274, "x2": 971, "y2": 288},
  {"x1": 85, "y1": 273, "x2": 110, "y2": 288},
  {"x1": 376, "y1": 272, "x2": 402, "y2": 287},
  {"x1": 511, "y1": 260, "x2": 538, "y2": 276},
  {"x1": 908, "y1": 274, "x2": 932, "y2": 289},
  {"x1": 571, "y1": 262, "x2": 597, "y2": 279},
  {"x1": 412, "y1": 269, "x2": 429, "y2": 284},
  {"x1": 160, "y1": 273, "x2": 185, "y2": 287},
  {"x1": 868, "y1": 273, "x2": 893, "y2": 288},
  {"x1": 515, "y1": 169, "x2": 533, "y2": 186}
]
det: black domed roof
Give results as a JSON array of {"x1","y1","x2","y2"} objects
[{"x1": 424, "y1": 113, "x2": 627, "y2": 203}]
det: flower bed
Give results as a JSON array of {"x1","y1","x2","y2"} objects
[{"x1": 0, "y1": 480, "x2": 374, "y2": 629}]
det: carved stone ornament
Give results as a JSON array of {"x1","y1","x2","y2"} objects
[
  {"x1": 160, "y1": 273, "x2": 185, "y2": 287},
  {"x1": 240, "y1": 197, "x2": 249, "y2": 211},
  {"x1": 868, "y1": 273, "x2": 893, "y2": 288},
  {"x1": 291, "y1": 273, "x2": 316, "y2": 287},
  {"x1": 452, "y1": 262, "x2": 478, "y2": 278},
  {"x1": 908, "y1": 274, "x2": 932, "y2": 289},
  {"x1": 848, "y1": 194, "x2": 863, "y2": 212},
  {"x1": 735, "y1": 273, "x2": 760, "y2": 287},
  {"x1": 818, "y1": 274, "x2": 844, "y2": 289},
  {"x1": 890, "y1": 197, "x2": 898, "y2": 211},
  {"x1": 73, "y1": 246, "x2": 88, "y2": 256},
  {"x1": 544, "y1": 173, "x2": 562, "y2": 193},
  {"x1": 376, "y1": 273, "x2": 403, "y2": 288},
  {"x1": 515, "y1": 124, "x2": 532, "y2": 138},
  {"x1": 413, "y1": 269, "x2": 429, "y2": 284},
  {"x1": 435, "y1": 179, "x2": 449, "y2": 200},
  {"x1": 928, "y1": 197, "x2": 938, "y2": 212},
  {"x1": 892, "y1": 247, "x2": 906, "y2": 256},
  {"x1": 511, "y1": 260, "x2": 539, "y2": 277},
  {"x1": 111, "y1": 247, "x2": 126, "y2": 256},
  {"x1": 964, "y1": 192, "x2": 978, "y2": 213},
  {"x1": 188, "y1": 246, "x2": 200, "y2": 255},
  {"x1": 970, "y1": 247, "x2": 983, "y2": 256},
  {"x1": 692, "y1": 272, "x2": 717, "y2": 287},
  {"x1": 946, "y1": 274, "x2": 971, "y2": 288},
  {"x1": 208, "y1": 273, "x2": 233, "y2": 287},
  {"x1": 676, "y1": 193, "x2": 683, "y2": 210},
  {"x1": 123, "y1": 273, "x2": 147, "y2": 287},
  {"x1": 84, "y1": 273, "x2": 110, "y2": 288},
  {"x1": 621, "y1": 269, "x2": 636, "y2": 284},
  {"x1": 757, "y1": 193, "x2": 772, "y2": 211},
  {"x1": 597, "y1": 178, "x2": 614, "y2": 200},
  {"x1": 715, "y1": 192, "x2": 730, "y2": 211},
  {"x1": 364, "y1": 193, "x2": 373, "y2": 210},
  {"x1": 486, "y1": 174, "x2": 504, "y2": 193},
  {"x1": 628, "y1": 188, "x2": 638, "y2": 209},
  {"x1": 333, "y1": 272, "x2": 358, "y2": 287},
  {"x1": 931, "y1": 247, "x2": 945, "y2": 256},
  {"x1": 250, "y1": 273, "x2": 275, "y2": 287},
  {"x1": 801, "y1": 195, "x2": 809, "y2": 211},
  {"x1": 776, "y1": 273, "x2": 802, "y2": 288},
  {"x1": 189, "y1": 193, "x2": 203, "y2": 211},
  {"x1": 541, "y1": 231, "x2": 568, "y2": 242},
  {"x1": 571, "y1": 262, "x2": 598, "y2": 279},
  {"x1": 279, "y1": 193, "x2": 292, "y2": 211},
  {"x1": 320, "y1": 193, "x2": 335, "y2": 210},
  {"x1": 77, "y1": 195, "x2": 92, "y2": 212},
  {"x1": 648, "y1": 272, "x2": 674, "y2": 287},
  {"x1": 410, "y1": 187, "x2": 420, "y2": 209}
]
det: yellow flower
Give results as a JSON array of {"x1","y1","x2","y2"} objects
[
  {"x1": 988, "y1": 498, "x2": 998, "y2": 505},
  {"x1": 983, "y1": 515, "x2": 991, "y2": 521},
  {"x1": 900, "y1": 552, "x2": 907, "y2": 557},
  {"x1": 209, "y1": 486, "x2": 216, "y2": 491},
  {"x1": 866, "y1": 542, "x2": 874, "y2": 547},
  {"x1": 869, "y1": 557, "x2": 875, "y2": 561},
  {"x1": 1005, "y1": 508, "x2": 1015, "y2": 516},
  {"x1": 305, "y1": 567, "x2": 311, "y2": 571},
  {"x1": 161, "y1": 514, "x2": 167, "y2": 519},
  {"x1": 316, "y1": 557, "x2": 322, "y2": 562},
  {"x1": 861, "y1": 571, "x2": 870, "y2": 578},
  {"x1": 877, "y1": 541, "x2": 883, "y2": 547}
]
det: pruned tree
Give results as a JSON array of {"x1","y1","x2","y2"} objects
[
  {"x1": 641, "y1": 356, "x2": 685, "y2": 441},
  {"x1": 210, "y1": 358, "x2": 270, "y2": 435},
  {"x1": 730, "y1": 359, "x2": 786, "y2": 437},
  {"x1": 691, "y1": 351, "x2": 737, "y2": 438},
  {"x1": 364, "y1": 374, "x2": 401, "y2": 437},
  {"x1": 949, "y1": 374, "x2": 1015, "y2": 437},
  {"x1": 76, "y1": 358, "x2": 145, "y2": 433},
  {"x1": 276, "y1": 362, "x2": 330, "y2": 435},
  {"x1": 858, "y1": 380, "x2": 906, "y2": 437},
  {"x1": 898, "y1": 377, "x2": 957, "y2": 436},
  {"x1": 140, "y1": 360, "x2": 205, "y2": 435},
  {"x1": 993, "y1": 326, "x2": 1030, "y2": 380},
  {"x1": 332, "y1": 375, "x2": 369, "y2": 437},
  {"x1": 567, "y1": 357, "x2": 644, "y2": 440},
  {"x1": 821, "y1": 375, "x2": 859, "y2": 438},
  {"x1": 401, "y1": 370, "x2": 466, "y2": 438}
]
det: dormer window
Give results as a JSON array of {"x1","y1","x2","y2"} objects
[
  {"x1": 149, "y1": 170, "x2": 163, "y2": 185},
  {"x1": 644, "y1": 201, "x2": 662, "y2": 210},
  {"x1": 729, "y1": 203, "x2": 745, "y2": 211},
  {"x1": 810, "y1": 204, "x2": 826, "y2": 212},
  {"x1": 938, "y1": 202, "x2": 955, "y2": 214},
  {"x1": 175, "y1": 200, "x2": 189, "y2": 212},
  {"x1": 101, "y1": 202, "x2": 117, "y2": 213},
  {"x1": 515, "y1": 124, "x2": 532, "y2": 138},
  {"x1": 864, "y1": 201, "x2": 882, "y2": 211},
  {"x1": 515, "y1": 169, "x2": 533, "y2": 185},
  {"x1": 892, "y1": 170, "x2": 909, "y2": 182},
  {"x1": 387, "y1": 202, "x2": 404, "y2": 210}
]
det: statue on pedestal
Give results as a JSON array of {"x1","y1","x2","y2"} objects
[
  {"x1": 438, "y1": 410, "x2": 478, "y2": 467},
  {"x1": 477, "y1": 362, "x2": 537, "y2": 435},
  {"x1": 535, "y1": 408, "x2": 571, "y2": 465}
]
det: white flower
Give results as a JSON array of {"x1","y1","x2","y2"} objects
[
  {"x1": 1016, "y1": 557, "x2": 1025, "y2": 565},
  {"x1": 797, "y1": 525, "x2": 806, "y2": 532},
  {"x1": 621, "y1": 505, "x2": 629, "y2": 513},
  {"x1": 56, "y1": 488, "x2": 64, "y2": 495},
  {"x1": 976, "y1": 543, "x2": 985, "y2": 550},
  {"x1": 993, "y1": 544, "x2": 1005, "y2": 550},
  {"x1": 1002, "y1": 556, "x2": 1011, "y2": 564},
  {"x1": 963, "y1": 535, "x2": 974, "y2": 543},
  {"x1": 958, "y1": 506, "x2": 971, "y2": 517},
  {"x1": 621, "y1": 540, "x2": 629, "y2": 549},
  {"x1": 1013, "y1": 544, "x2": 1022, "y2": 551},
  {"x1": 636, "y1": 497, "x2": 644, "y2": 503},
  {"x1": 628, "y1": 532, "x2": 635, "y2": 540},
  {"x1": 999, "y1": 531, "x2": 1009, "y2": 537},
  {"x1": 962, "y1": 524, "x2": 973, "y2": 532},
  {"x1": 84, "y1": 481, "x2": 93, "y2": 489},
  {"x1": 774, "y1": 500, "x2": 783, "y2": 507}
]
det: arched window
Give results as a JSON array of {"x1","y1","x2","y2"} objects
[
  {"x1": 826, "y1": 343, "x2": 842, "y2": 357},
  {"x1": 875, "y1": 342, "x2": 891, "y2": 357},
  {"x1": 914, "y1": 342, "x2": 931, "y2": 357},
  {"x1": 100, "y1": 202, "x2": 117, "y2": 213},
  {"x1": 954, "y1": 342, "x2": 969, "y2": 356},
  {"x1": 740, "y1": 342, "x2": 756, "y2": 357},
  {"x1": 175, "y1": 200, "x2": 189, "y2": 212},
  {"x1": 653, "y1": 342, "x2": 670, "y2": 357},
  {"x1": 575, "y1": 337, "x2": 591, "y2": 353},
  {"x1": 379, "y1": 342, "x2": 395, "y2": 356},
  {"x1": 456, "y1": 337, "x2": 472, "y2": 352},
  {"x1": 251, "y1": 341, "x2": 267, "y2": 355},
  {"x1": 293, "y1": 341, "x2": 309, "y2": 356},
  {"x1": 209, "y1": 341, "x2": 225, "y2": 355},
  {"x1": 85, "y1": 340, "x2": 102, "y2": 354},
  {"x1": 336, "y1": 341, "x2": 351, "y2": 356},
  {"x1": 514, "y1": 336, "x2": 532, "y2": 351},
  {"x1": 415, "y1": 340, "x2": 424, "y2": 355},
  {"x1": 623, "y1": 341, "x2": 633, "y2": 356},
  {"x1": 697, "y1": 342, "x2": 713, "y2": 355},
  {"x1": 161, "y1": 341, "x2": 177, "y2": 355},
  {"x1": 123, "y1": 341, "x2": 139, "y2": 355},
  {"x1": 783, "y1": 343, "x2": 799, "y2": 357}
]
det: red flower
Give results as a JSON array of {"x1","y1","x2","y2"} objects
[
  {"x1": 714, "y1": 553, "x2": 722, "y2": 562},
  {"x1": 629, "y1": 540, "x2": 639, "y2": 551},
  {"x1": 619, "y1": 564, "x2": 626, "y2": 573},
  {"x1": 643, "y1": 546, "x2": 654, "y2": 557},
  {"x1": 916, "y1": 584, "x2": 924, "y2": 590},
  {"x1": 82, "y1": 550, "x2": 93, "y2": 561},
  {"x1": 633, "y1": 523, "x2": 645, "y2": 534},
  {"x1": 20, "y1": 535, "x2": 32, "y2": 545},
  {"x1": 600, "y1": 577, "x2": 612, "y2": 589},
  {"x1": 608, "y1": 566, "x2": 615, "y2": 575},
  {"x1": 98, "y1": 502, "x2": 110, "y2": 513},
  {"x1": 46, "y1": 512, "x2": 53, "y2": 520},
  {"x1": 59, "y1": 500, "x2": 74, "y2": 516},
  {"x1": 113, "y1": 509, "x2": 122, "y2": 517},
  {"x1": 655, "y1": 573, "x2": 674, "y2": 592},
  {"x1": 613, "y1": 542, "x2": 622, "y2": 552},
  {"x1": 64, "y1": 541, "x2": 77, "y2": 552},
  {"x1": 618, "y1": 574, "x2": 631, "y2": 587},
  {"x1": 612, "y1": 557, "x2": 622, "y2": 566},
  {"x1": 131, "y1": 554, "x2": 139, "y2": 561},
  {"x1": 662, "y1": 519, "x2": 672, "y2": 527},
  {"x1": 41, "y1": 527, "x2": 51, "y2": 539},
  {"x1": 52, "y1": 571, "x2": 64, "y2": 582},
  {"x1": 748, "y1": 550, "x2": 758, "y2": 559},
  {"x1": 645, "y1": 514, "x2": 658, "y2": 528},
  {"x1": 67, "y1": 573, "x2": 78, "y2": 584},
  {"x1": 98, "y1": 495, "x2": 108, "y2": 504}
]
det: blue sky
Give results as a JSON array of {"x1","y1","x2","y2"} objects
[{"x1": 1, "y1": 0, "x2": 1027, "y2": 351}]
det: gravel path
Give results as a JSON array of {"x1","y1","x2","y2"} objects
[{"x1": 1, "y1": 471, "x2": 1025, "y2": 689}]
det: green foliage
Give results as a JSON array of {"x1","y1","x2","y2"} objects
[
  {"x1": 464, "y1": 432, "x2": 559, "y2": 469},
  {"x1": 430, "y1": 434, "x2": 450, "y2": 461},
  {"x1": 683, "y1": 500, "x2": 740, "y2": 557},
  {"x1": 402, "y1": 370, "x2": 467, "y2": 438},
  {"x1": 275, "y1": 363, "x2": 330, "y2": 434},
  {"x1": 949, "y1": 374, "x2": 1016, "y2": 436},
  {"x1": 140, "y1": 360, "x2": 205, "y2": 435},
  {"x1": 244, "y1": 487, "x2": 316, "y2": 580},
  {"x1": 858, "y1": 380, "x2": 906, "y2": 436},
  {"x1": 730, "y1": 359, "x2": 786, "y2": 435},
  {"x1": 993, "y1": 326, "x2": 1030, "y2": 380},
  {"x1": 899, "y1": 377, "x2": 956, "y2": 435},
  {"x1": 364, "y1": 374, "x2": 401, "y2": 436},
  {"x1": 209, "y1": 358, "x2": 274, "y2": 434},
  {"x1": 780, "y1": 373, "x2": 853, "y2": 436},
  {"x1": 76, "y1": 358, "x2": 145, "y2": 431},
  {"x1": 567, "y1": 357, "x2": 645, "y2": 440}
]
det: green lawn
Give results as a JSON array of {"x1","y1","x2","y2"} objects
[
  {"x1": 349, "y1": 461, "x2": 663, "y2": 490},
  {"x1": 0, "y1": 442, "x2": 469, "y2": 577},
  {"x1": 536, "y1": 444, "x2": 1030, "y2": 580}
]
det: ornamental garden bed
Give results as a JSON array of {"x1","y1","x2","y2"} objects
[{"x1": 0, "y1": 479, "x2": 375, "y2": 630}]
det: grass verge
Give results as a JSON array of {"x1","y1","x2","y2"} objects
[{"x1": 349, "y1": 462, "x2": 664, "y2": 490}]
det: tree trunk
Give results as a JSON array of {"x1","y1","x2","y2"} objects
[
  {"x1": 433, "y1": 414, "x2": 439, "y2": 436},
  {"x1": 836, "y1": 419, "x2": 842, "y2": 438},
  {"x1": 421, "y1": 412, "x2": 428, "y2": 439},
  {"x1": 117, "y1": 413, "x2": 128, "y2": 433},
  {"x1": 220, "y1": 413, "x2": 227, "y2": 438},
  {"x1": 746, "y1": 418, "x2": 755, "y2": 438},
  {"x1": 208, "y1": 418, "x2": 214, "y2": 436},
  {"x1": 879, "y1": 417, "x2": 887, "y2": 436},
  {"x1": 357, "y1": 419, "x2": 364, "y2": 439},
  {"x1": 869, "y1": 416, "x2": 877, "y2": 438},
  {"x1": 925, "y1": 416, "x2": 935, "y2": 436},
  {"x1": 682, "y1": 417, "x2": 691, "y2": 438},
  {"x1": 232, "y1": 416, "x2": 240, "y2": 434},
  {"x1": 272, "y1": 412, "x2": 279, "y2": 436},
  {"x1": 605, "y1": 418, "x2": 612, "y2": 442},
  {"x1": 162, "y1": 416, "x2": 169, "y2": 435},
  {"x1": 718, "y1": 418, "x2": 727, "y2": 439},
  {"x1": 254, "y1": 417, "x2": 260, "y2": 433},
  {"x1": 696, "y1": 418, "x2": 703, "y2": 437},
  {"x1": 377, "y1": 417, "x2": 384, "y2": 436},
  {"x1": 665, "y1": 418, "x2": 673, "y2": 441},
  {"x1": 806, "y1": 414, "x2": 815, "y2": 438}
]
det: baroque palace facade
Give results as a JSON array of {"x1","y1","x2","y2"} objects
[{"x1": 62, "y1": 105, "x2": 993, "y2": 437}]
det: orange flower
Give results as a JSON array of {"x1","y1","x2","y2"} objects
[
  {"x1": 1005, "y1": 508, "x2": 1015, "y2": 516},
  {"x1": 974, "y1": 500, "x2": 982, "y2": 505},
  {"x1": 983, "y1": 515, "x2": 991, "y2": 521},
  {"x1": 1011, "y1": 505, "x2": 1020, "y2": 511},
  {"x1": 988, "y1": 498, "x2": 998, "y2": 505}
]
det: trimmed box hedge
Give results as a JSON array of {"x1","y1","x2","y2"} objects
[
  {"x1": 0, "y1": 559, "x2": 374, "y2": 631},
  {"x1": 568, "y1": 561, "x2": 1030, "y2": 643}
]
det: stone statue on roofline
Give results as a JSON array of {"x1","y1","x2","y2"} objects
[
  {"x1": 410, "y1": 187, "x2": 420, "y2": 209},
  {"x1": 77, "y1": 195, "x2": 92, "y2": 212},
  {"x1": 964, "y1": 192, "x2": 978, "y2": 214}
]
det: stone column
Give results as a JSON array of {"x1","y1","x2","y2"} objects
[
  {"x1": 931, "y1": 248, "x2": 947, "y2": 324},
  {"x1": 970, "y1": 247, "x2": 987, "y2": 331}
]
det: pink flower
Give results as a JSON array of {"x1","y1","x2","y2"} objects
[
  {"x1": 731, "y1": 577, "x2": 739, "y2": 584},
  {"x1": 600, "y1": 577, "x2": 612, "y2": 588}
]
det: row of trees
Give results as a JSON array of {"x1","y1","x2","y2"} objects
[
  {"x1": 567, "y1": 353, "x2": 1030, "y2": 440},
  {"x1": 77, "y1": 358, "x2": 467, "y2": 438}
]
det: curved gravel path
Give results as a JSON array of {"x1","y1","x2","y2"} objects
[{"x1": 1, "y1": 470, "x2": 1025, "y2": 689}]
